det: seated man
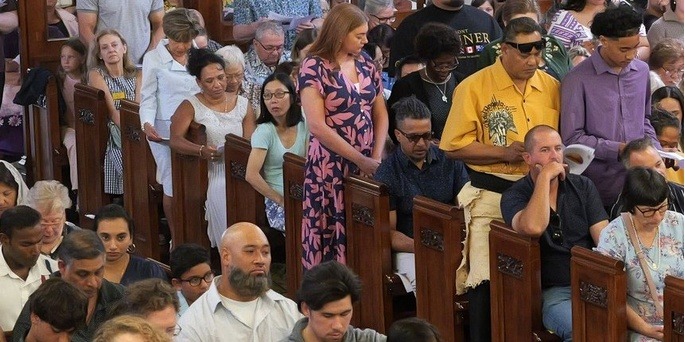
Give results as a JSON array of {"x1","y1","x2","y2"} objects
[
  {"x1": 16, "y1": 278, "x2": 88, "y2": 342},
  {"x1": 374, "y1": 96, "x2": 468, "y2": 293},
  {"x1": 610, "y1": 137, "x2": 684, "y2": 218},
  {"x1": 13, "y1": 230, "x2": 125, "y2": 342},
  {"x1": 282, "y1": 261, "x2": 386, "y2": 342},
  {"x1": 169, "y1": 243, "x2": 213, "y2": 316},
  {"x1": 500, "y1": 125, "x2": 609, "y2": 340},
  {"x1": 178, "y1": 222, "x2": 301, "y2": 341},
  {"x1": 0, "y1": 206, "x2": 57, "y2": 333},
  {"x1": 109, "y1": 278, "x2": 180, "y2": 338}
]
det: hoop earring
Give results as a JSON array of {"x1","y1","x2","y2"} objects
[{"x1": 127, "y1": 243, "x2": 136, "y2": 254}]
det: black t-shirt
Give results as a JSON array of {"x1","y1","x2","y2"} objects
[
  {"x1": 0, "y1": 0, "x2": 18, "y2": 73},
  {"x1": 500, "y1": 174, "x2": 608, "y2": 288},
  {"x1": 388, "y1": 4, "x2": 502, "y2": 77}
]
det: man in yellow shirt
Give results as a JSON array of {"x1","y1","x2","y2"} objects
[{"x1": 439, "y1": 17, "x2": 560, "y2": 342}]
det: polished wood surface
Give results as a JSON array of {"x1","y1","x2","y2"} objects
[
  {"x1": 283, "y1": 152, "x2": 305, "y2": 300},
  {"x1": 663, "y1": 275, "x2": 683, "y2": 342},
  {"x1": 224, "y1": 133, "x2": 267, "y2": 228}
]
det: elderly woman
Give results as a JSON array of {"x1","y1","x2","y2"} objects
[
  {"x1": 387, "y1": 22, "x2": 464, "y2": 143},
  {"x1": 648, "y1": 39, "x2": 684, "y2": 93},
  {"x1": 596, "y1": 167, "x2": 684, "y2": 341},
  {"x1": 0, "y1": 160, "x2": 28, "y2": 216},
  {"x1": 140, "y1": 8, "x2": 201, "y2": 246},
  {"x1": 25, "y1": 180, "x2": 79, "y2": 260},
  {"x1": 215, "y1": 45, "x2": 260, "y2": 116},
  {"x1": 364, "y1": 0, "x2": 396, "y2": 29}
]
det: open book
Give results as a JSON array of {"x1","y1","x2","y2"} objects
[{"x1": 563, "y1": 144, "x2": 595, "y2": 175}]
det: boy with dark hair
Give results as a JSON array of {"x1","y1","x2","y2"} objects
[
  {"x1": 169, "y1": 243, "x2": 213, "y2": 316},
  {"x1": 0, "y1": 206, "x2": 57, "y2": 333},
  {"x1": 282, "y1": 261, "x2": 386, "y2": 342},
  {"x1": 18, "y1": 278, "x2": 88, "y2": 342}
]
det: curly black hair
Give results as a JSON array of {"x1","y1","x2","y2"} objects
[
  {"x1": 590, "y1": 5, "x2": 642, "y2": 38},
  {"x1": 414, "y1": 22, "x2": 461, "y2": 61}
]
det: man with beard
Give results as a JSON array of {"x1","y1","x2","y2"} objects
[
  {"x1": 374, "y1": 96, "x2": 468, "y2": 294},
  {"x1": 0, "y1": 206, "x2": 57, "y2": 333},
  {"x1": 439, "y1": 17, "x2": 560, "y2": 342},
  {"x1": 281, "y1": 261, "x2": 386, "y2": 342},
  {"x1": 387, "y1": 0, "x2": 501, "y2": 77},
  {"x1": 13, "y1": 229, "x2": 124, "y2": 342},
  {"x1": 178, "y1": 222, "x2": 301, "y2": 341}
]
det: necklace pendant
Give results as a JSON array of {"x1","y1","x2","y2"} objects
[
  {"x1": 653, "y1": 262, "x2": 658, "y2": 269},
  {"x1": 441, "y1": 95, "x2": 447, "y2": 102}
]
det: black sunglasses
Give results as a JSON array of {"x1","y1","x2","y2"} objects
[
  {"x1": 504, "y1": 40, "x2": 545, "y2": 54},
  {"x1": 396, "y1": 129, "x2": 433, "y2": 144},
  {"x1": 549, "y1": 209, "x2": 563, "y2": 246}
]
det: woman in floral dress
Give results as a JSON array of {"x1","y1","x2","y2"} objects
[{"x1": 298, "y1": 3, "x2": 388, "y2": 269}]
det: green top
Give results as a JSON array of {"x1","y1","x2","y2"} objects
[{"x1": 476, "y1": 35, "x2": 572, "y2": 82}]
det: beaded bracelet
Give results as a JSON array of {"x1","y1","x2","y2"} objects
[{"x1": 199, "y1": 145, "x2": 205, "y2": 157}]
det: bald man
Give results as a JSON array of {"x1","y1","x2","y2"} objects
[{"x1": 178, "y1": 223, "x2": 302, "y2": 341}]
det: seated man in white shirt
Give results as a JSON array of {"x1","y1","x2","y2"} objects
[
  {"x1": 169, "y1": 243, "x2": 213, "y2": 317},
  {"x1": 178, "y1": 222, "x2": 301, "y2": 341},
  {"x1": 0, "y1": 206, "x2": 57, "y2": 333}
]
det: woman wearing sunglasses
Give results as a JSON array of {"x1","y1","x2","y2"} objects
[
  {"x1": 388, "y1": 22, "x2": 464, "y2": 144},
  {"x1": 596, "y1": 167, "x2": 684, "y2": 341}
]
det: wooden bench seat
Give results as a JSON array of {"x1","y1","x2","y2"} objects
[
  {"x1": 283, "y1": 152, "x2": 305, "y2": 300},
  {"x1": 413, "y1": 195, "x2": 467, "y2": 342},
  {"x1": 120, "y1": 99, "x2": 163, "y2": 260},
  {"x1": 664, "y1": 275, "x2": 684, "y2": 342},
  {"x1": 224, "y1": 133, "x2": 266, "y2": 228}
]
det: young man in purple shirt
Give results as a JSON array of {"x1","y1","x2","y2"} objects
[{"x1": 560, "y1": 5, "x2": 661, "y2": 211}]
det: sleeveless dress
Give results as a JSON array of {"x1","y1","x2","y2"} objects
[
  {"x1": 188, "y1": 94, "x2": 249, "y2": 247},
  {"x1": 96, "y1": 68, "x2": 136, "y2": 195}
]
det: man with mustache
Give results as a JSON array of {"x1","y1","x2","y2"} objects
[
  {"x1": 439, "y1": 17, "x2": 560, "y2": 342},
  {"x1": 13, "y1": 229, "x2": 125, "y2": 342},
  {"x1": 178, "y1": 222, "x2": 301, "y2": 341},
  {"x1": 374, "y1": 96, "x2": 468, "y2": 294}
]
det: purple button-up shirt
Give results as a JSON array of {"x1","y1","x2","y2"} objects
[{"x1": 560, "y1": 46, "x2": 660, "y2": 206}]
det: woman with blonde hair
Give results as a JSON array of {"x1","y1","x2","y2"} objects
[
  {"x1": 88, "y1": 29, "x2": 142, "y2": 197},
  {"x1": 298, "y1": 3, "x2": 388, "y2": 269},
  {"x1": 92, "y1": 315, "x2": 171, "y2": 342}
]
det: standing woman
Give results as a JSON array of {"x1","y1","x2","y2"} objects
[
  {"x1": 140, "y1": 8, "x2": 201, "y2": 245},
  {"x1": 88, "y1": 30, "x2": 142, "y2": 197},
  {"x1": 298, "y1": 3, "x2": 388, "y2": 269},
  {"x1": 170, "y1": 49, "x2": 255, "y2": 247}
]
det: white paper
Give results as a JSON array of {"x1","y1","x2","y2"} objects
[
  {"x1": 563, "y1": 144, "x2": 595, "y2": 175},
  {"x1": 658, "y1": 150, "x2": 685, "y2": 169},
  {"x1": 267, "y1": 11, "x2": 315, "y2": 30}
]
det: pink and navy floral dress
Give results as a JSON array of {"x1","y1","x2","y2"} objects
[{"x1": 298, "y1": 53, "x2": 382, "y2": 269}]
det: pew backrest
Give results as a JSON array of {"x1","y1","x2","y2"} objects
[
  {"x1": 170, "y1": 121, "x2": 210, "y2": 249},
  {"x1": 412, "y1": 195, "x2": 467, "y2": 342},
  {"x1": 224, "y1": 133, "x2": 267, "y2": 228},
  {"x1": 570, "y1": 246, "x2": 627, "y2": 342},
  {"x1": 664, "y1": 275, "x2": 684, "y2": 342},
  {"x1": 344, "y1": 175, "x2": 393, "y2": 333},
  {"x1": 120, "y1": 99, "x2": 163, "y2": 260},
  {"x1": 73, "y1": 83, "x2": 112, "y2": 226},
  {"x1": 283, "y1": 152, "x2": 305, "y2": 300}
]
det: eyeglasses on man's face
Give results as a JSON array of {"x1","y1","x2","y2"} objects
[
  {"x1": 397, "y1": 129, "x2": 433, "y2": 144},
  {"x1": 371, "y1": 14, "x2": 396, "y2": 24},
  {"x1": 180, "y1": 271, "x2": 214, "y2": 287},
  {"x1": 504, "y1": 40, "x2": 545, "y2": 59},
  {"x1": 255, "y1": 39, "x2": 284, "y2": 53},
  {"x1": 429, "y1": 57, "x2": 459, "y2": 72}
]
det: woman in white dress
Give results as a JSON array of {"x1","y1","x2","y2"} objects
[{"x1": 170, "y1": 49, "x2": 255, "y2": 247}]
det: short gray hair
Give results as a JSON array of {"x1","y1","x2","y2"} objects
[
  {"x1": 364, "y1": 0, "x2": 394, "y2": 15},
  {"x1": 26, "y1": 180, "x2": 71, "y2": 214},
  {"x1": 216, "y1": 45, "x2": 246, "y2": 69},
  {"x1": 255, "y1": 21, "x2": 284, "y2": 41}
]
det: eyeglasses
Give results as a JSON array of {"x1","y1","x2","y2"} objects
[
  {"x1": 396, "y1": 129, "x2": 433, "y2": 144},
  {"x1": 429, "y1": 57, "x2": 459, "y2": 72},
  {"x1": 263, "y1": 91, "x2": 290, "y2": 100},
  {"x1": 549, "y1": 209, "x2": 564, "y2": 246},
  {"x1": 41, "y1": 213, "x2": 65, "y2": 228},
  {"x1": 635, "y1": 202, "x2": 669, "y2": 218},
  {"x1": 166, "y1": 325, "x2": 182, "y2": 337},
  {"x1": 371, "y1": 14, "x2": 396, "y2": 24},
  {"x1": 179, "y1": 271, "x2": 214, "y2": 287},
  {"x1": 225, "y1": 72, "x2": 244, "y2": 82},
  {"x1": 255, "y1": 39, "x2": 284, "y2": 53},
  {"x1": 373, "y1": 55, "x2": 387, "y2": 70},
  {"x1": 504, "y1": 40, "x2": 545, "y2": 54},
  {"x1": 662, "y1": 66, "x2": 684, "y2": 78}
]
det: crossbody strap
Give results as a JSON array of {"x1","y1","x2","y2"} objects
[{"x1": 621, "y1": 212, "x2": 664, "y2": 319}]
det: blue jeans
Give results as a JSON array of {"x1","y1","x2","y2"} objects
[{"x1": 542, "y1": 286, "x2": 573, "y2": 341}]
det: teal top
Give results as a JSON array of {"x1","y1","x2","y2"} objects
[
  {"x1": 476, "y1": 35, "x2": 572, "y2": 82},
  {"x1": 251, "y1": 120, "x2": 308, "y2": 196}
]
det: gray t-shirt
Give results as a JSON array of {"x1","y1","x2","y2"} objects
[{"x1": 77, "y1": 0, "x2": 164, "y2": 64}]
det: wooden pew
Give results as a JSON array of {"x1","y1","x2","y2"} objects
[
  {"x1": 182, "y1": 0, "x2": 238, "y2": 46},
  {"x1": 24, "y1": 74, "x2": 67, "y2": 185},
  {"x1": 170, "y1": 122, "x2": 211, "y2": 249},
  {"x1": 73, "y1": 83, "x2": 112, "y2": 226},
  {"x1": 664, "y1": 275, "x2": 684, "y2": 342},
  {"x1": 224, "y1": 134, "x2": 267, "y2": 227},
  {"x1": 283, "y1": 152, "x2": 305, "y2": 300},
  {"x1": 344, "y1": 175, "x2": 396, "y2": 334},
  {"x1": 412, "y1": 196, "x2": 468, "y2": 342},
  {"x1": 120, "y1": 99, "x2": 163, "y2": 260},
  {"x1": 570, "y1": 246, "x2": 627, "y2": 341},
  {"x1": 489, "y1": 220, "x2": 560, "y2": 341}
]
